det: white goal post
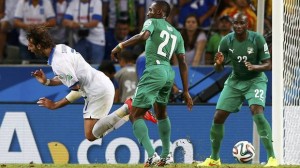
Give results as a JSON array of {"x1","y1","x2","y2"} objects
[{"x1": 273, "y1": 0, "x2": 300, "y2": 165}]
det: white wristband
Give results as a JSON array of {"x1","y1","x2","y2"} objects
[{"x1": 44, "y1": 79, "x2": 50, "y2": 86}]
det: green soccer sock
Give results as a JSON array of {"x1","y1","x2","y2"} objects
[
  {"x1": 158, "y1": 117, "x2": 171, "y2": 158},
  {"x1": 133, "y1": 119, "x2": 155, "y2": 157},
  {"x1": 253, "y1": 113, "x2": 275, "y2": 158},
  {"x1": 210, "y1": 123, "x2": 224, "y2": 160}
]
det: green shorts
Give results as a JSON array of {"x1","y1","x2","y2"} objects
[
  {"x1": 216, "y1": 77, "x2": 267, "y2": 113},
  {"x1": 132, "y1": 65, "x2": 175, "y2": 108}
]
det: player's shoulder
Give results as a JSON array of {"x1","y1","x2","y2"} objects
[
  {"x1": 247, "y1": 30, "x2": 262, "y2": 37},
  {"x1": 222, "y1": 32, "x2": 235, "y2": 42},
  {"x1": 163, "y1": 21, "x2": 180, "y2": 35},
  {"x1": 247, "y1": 31, "x2": 265, "y2": 43}
]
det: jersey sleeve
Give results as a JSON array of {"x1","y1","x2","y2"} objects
[
  {"x1": 55, "y1": 64, "x2": 79, "y2": 89},
  {"x1": 175, "y1": 34, "x2": 185, "y2": 55},
  {"x1": 142, "y1": 19, "x2": 154, "y2": 34},
  {"x1": 256, "y1": 34, "x2": 271, "y2": 61}
]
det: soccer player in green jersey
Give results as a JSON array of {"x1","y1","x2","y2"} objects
[
  {"x1": 111, "y1": 1, "x2": 193, "y2": 167},
  {"x1": 198, "y1": 13, "x2": 279, "y2": 167}
]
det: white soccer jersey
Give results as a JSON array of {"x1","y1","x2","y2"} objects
[
  {"x1": 48, "y1": 44, "x2": 114, "y2": 101},
  {"x1": 14, "y1": 0, "x2": 56, "y2": 45},
  {"x1": 64, "y1": 0, "x2": 105, "y2": 46}
]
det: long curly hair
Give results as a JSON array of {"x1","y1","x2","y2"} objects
[{"x1": 26, "y1": 25, "x2": 55, "y2": 49}]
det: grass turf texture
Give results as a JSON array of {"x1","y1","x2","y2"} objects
[{"x1": 1, "y1": 164, "x2": 300, "y2": 168}]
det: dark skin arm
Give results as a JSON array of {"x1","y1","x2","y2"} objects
[
  {"x1": 245, "y1": 58, "x2": 272, "y2": 71},
  {"x1": 111, "y1": 31, "x2": 150, "y2": 61},
  {"x1": 177, "y1": 53, "x2": 193, "y2": 110}
]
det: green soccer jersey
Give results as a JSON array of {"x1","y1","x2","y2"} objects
[
  {"x1": 142, "y1": 18, "x2": 185, "y2": 67},
  {"x1": 218, "y1": 31, "x2": 270, "y2": 80}
]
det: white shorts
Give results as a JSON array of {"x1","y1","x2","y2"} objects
[{"x1": 83, "y1": 92, "x2": 114, "y2": 119}]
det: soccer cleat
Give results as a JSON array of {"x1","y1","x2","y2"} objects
[
  {"x1": 143, "y1": 110, "x2": 158, "y2": 124},
  {"x1": 156, "y1": 153, "x2": 174, "y2": 166},
  {"x1": 144, "y1": 152, "x2": 160, "y2": 167},
  {"x1": 124, "y1": 97, "x2": 133, "y2": 113},
  {"x1": 197, "y1": 157, "x2": 221, "y2": 167},
  {"x1": 165, "y1": 153, "x2": 174, "y2": 165},
  {"x1": 264, "y1": 157, "x2": 279, "y2": 167},
  {"x1": 124, "y1": 98, "x2": 157, "y2": 124}
]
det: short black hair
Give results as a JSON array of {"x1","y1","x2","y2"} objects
[
  {"x1": 219, "y1": 15, "x2": 232, "y2": 22},
  {"x1": 116, "y1": 18, "x2": 130, "y2": 25},
  {"x1": 98, "y1": 60, "x2": 116, "y2": 74},
  {"x1": 119, "y1": 50, "x2": 136, "y2": 63},
  {"x1": 155, "y1": 0, "x2": 171, "y2": 17}
]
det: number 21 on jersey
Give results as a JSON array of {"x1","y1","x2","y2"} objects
[{"x1": 157, "y1": 30, "x2": 177, "y2": 59}]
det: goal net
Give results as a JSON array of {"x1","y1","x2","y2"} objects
[{"x1": 273, "y1": 0, "x2": 300, "y2": 165}]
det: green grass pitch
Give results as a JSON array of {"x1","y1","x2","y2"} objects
[{"x1": 1, "y1": 163, "x2": 300, "y2": 168}]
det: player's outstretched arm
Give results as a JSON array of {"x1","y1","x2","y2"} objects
[
  {"x1": 177, "y1": 53, "x2": 193, "y2": 111},
  {"x1": 111, "y1": 31, "x2": 150, "y2": 61},
  {"x1": 37, "y1": 90, "x2": 82, "y2": 110},
  {"x1": 37, "y1": 97, "x2": 70, "y2": 110},
  {"x1": 31, "y1": 69, "x2": 62, "y2": 86}
]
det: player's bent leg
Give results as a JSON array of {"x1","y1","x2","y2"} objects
[
  {"x1": 100, "y1": 115, "x2": 129, "y2": 138},
  {"x1": 209, "y1": 110, "x2": 228, "y2": 161},
  {"x1": 252, "y1": 113, "x2": 275, "y2": 159},
  {"x1": 84, "y1": 118, "x2": 98, "y2": 141},
  {"x1": 157, "y1": 117, "x2": 171, "y2": 158},
  {"x1": 92, "y1": 104, "x2": 129, "y2": 138},
  {"x1": 125, "y1": 97, "x2": 157, "y2": 123}
]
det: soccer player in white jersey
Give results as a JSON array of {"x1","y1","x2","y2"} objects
[{"x1": 28, "y1": 25, "x2": 157, "y2": 141}]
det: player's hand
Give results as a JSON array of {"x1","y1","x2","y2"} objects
[
  {"x1": 111, "y1": 46, "x2": 121, "y2": 62},
  {"x1": 183, "y1": 91, "x2": 193, "y2": 111},
  {"x1": 214, "y1": 52, "x2": 224, "y2": 65},
  {"x1": 37, "y1": 97, "x2": 56, "y2": 110},
  {"x1": 245, "y1": 62, "x2": 255, "y2": 71},
  {"x1": 31, "y1": 69, "x2": 47, "y2": 84}
]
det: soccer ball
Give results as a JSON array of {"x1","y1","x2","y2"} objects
[{"x1": 232, "y1": 141, "x2": 255, "y2": 163}]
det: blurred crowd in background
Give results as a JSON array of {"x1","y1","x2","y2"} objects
[
  {"x1": 0, "y1": 0, "x2": 272, "y2": 65},
  {"x1": 0, "y1": 0, "x2": 272, "y2": 102}
]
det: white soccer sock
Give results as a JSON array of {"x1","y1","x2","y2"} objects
[
  {"x1": 101, "y1": 116, "x2": 129, "y2": 137},
  {"x1": 92, "y1": 104, "x2": 128, "y2": 138}
]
